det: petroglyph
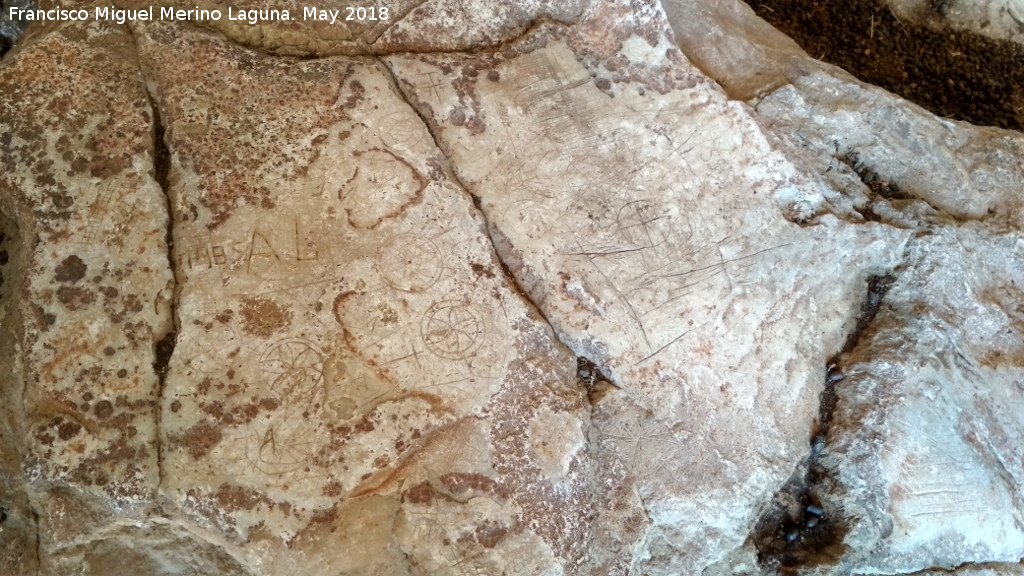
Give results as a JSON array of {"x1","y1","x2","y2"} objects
[
  {"x1": 376, "y1": 233, "x2": 443, "y2": 293},
  {"x1": 420, "y1": 300, "x2": 485, "y2": 360}
]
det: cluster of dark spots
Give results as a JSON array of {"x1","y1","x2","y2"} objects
[
  {"x1": 239, "y1": 296, "x2": 292, "y2": 338},
  {"x1": 215, "y1": 483, "x2": 274, "y2": 513},
  {"x1": 69, "y1": 436, "x2": 141, "y2": 490},
  {"x1": 54, "y1": 255, "x2": 87, "y2": 282},
  {"x1": 470, "y1": 261, "x2": 495, "y2": 278},
  {"x1": 176, "y1": 421, "x2": 222, "y2": 459},
  {"x1": 747, "y1": 0, "x2": 1024, "y2": 131},
  {"x1": 56, "y1": 285, "x2": 96, "y2": 309}
]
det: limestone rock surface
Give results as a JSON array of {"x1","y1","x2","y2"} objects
[
  {"x1": 1, "y1": 1, "x2": 1023, "y2": 576},
  {"x1": 884, "y1": 0, "x2": 1024, "y2": 46}
]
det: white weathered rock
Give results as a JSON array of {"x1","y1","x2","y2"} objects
[
  {"x1": 386, "y1": 1, "x2": 910, "y2": 572},
  {"x1": 663, "y1": 0, "x2": 1024, "y2": 574},
  {"x1": 817, "y1": 227, "x2": 1024, "y2": 575},
  {"x1": 884, "y1": 0, "x2": 1024, "y2": 46}
]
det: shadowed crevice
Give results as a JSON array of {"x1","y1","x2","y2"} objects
[
  {"x1": 127, "y1": 21, "x2": 179, "y2": 490},
  {"x1": 753, "y1": 272, "x2": 898, "y2": 573}
]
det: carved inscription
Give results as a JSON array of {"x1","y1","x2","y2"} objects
[{"x1": 181, "y1": 221, "x2": 320, "y2": 274}]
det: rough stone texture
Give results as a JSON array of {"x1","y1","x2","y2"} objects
[
  {"x1": 135, "y1": 20, "x2": 592, "y2": 575},
  {"x1": 884, "y1": 0, "x2": 1024, "y2": 46},
  {"x1": 0, "y1": 18, "x2": 176, "y2": 574},
  {"x1": 95, "y1": 0, "x2": 592, "y2": 57},
  {"x1": 818, "y1": 227, "x2": 1024, "y2": 574},
  {"x1": 386, "y1": 2, "x2": 909, "y2": 573},
  {"x1": 1, "y1": 1, "x2": 1023, "y2": 575}
]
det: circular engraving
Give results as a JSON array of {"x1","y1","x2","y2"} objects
[
  {"x1": 420, "y1": 301, "x2": 483, "y2": 360},
  {"x1": 616, "y1": 200, "x2": 673, "y2": 247},
  {"x1": 259, "y1": 337, "x2": 324, "y2": 403},
  {"x1": 376, "y1": 234, "x2": 443, "y2": 293}
]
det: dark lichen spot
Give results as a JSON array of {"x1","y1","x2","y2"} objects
[
  {"x1": 57, "y1": 419, "x2": 82, "y2": 440},
  {"x1": 181, "y1": 422, "x2": 222, "y2": 459},
  {"x1": 56, "y1": 286, "x2": 96, "y2": 309},
  {"x1": 153, "y1": 330, "x2": 176, "y2": 379},
  {"x1": 470, "y1": 262, "x2": 495, "y2": 278},
  {"x1": 239, "y1": 296, "x2": 292, "y2": 338},
  {"x1": 94, "y1": 400, "x2": 113, "y2": 420},
  {"x1": 54, "y1": 255, "x2": 87, "y2": 282}
]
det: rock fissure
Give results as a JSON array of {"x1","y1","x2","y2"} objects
[
  {"x1": 377, "y1": 56, "x2": 571, "y2": 345},
  {"x1": 753, "y1": 270, "x2": 900, "y2": 573},
  {"x1": 832, "y1": 146, "x2": 982, "y2": 227},
  {"x1": 135, "y1": 39, "x2": 179, "y2": 490},
  {"x1": 30, "y1": 503, "x2": 40, "y2": 576}
]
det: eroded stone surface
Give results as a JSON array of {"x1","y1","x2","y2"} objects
[
  {"x1": 2, "y1": 1, "x2": 1024, "y2": 575},
  {"x1": 136, "y1": 20, "x2": 592, "y2": 575},
  {"x1": 103, "y1": 0, "x2": 591, "y2": 57},
  {"x1": 664, "y1": 0, "x2": 1024, "y2": 573},
  {"x1": 0, "y1": 20, "x2": 175, "y2": 573},
  {"x1": 386, "y1": 2, "x2": 911, "y2": 572},
  {"x1": 815, "y1": 227, "x2": 1024, "y2": 574}
]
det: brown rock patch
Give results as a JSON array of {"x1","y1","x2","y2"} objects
[{"x1": 239, "y1": 296, "x2": 292, "y2": 338}]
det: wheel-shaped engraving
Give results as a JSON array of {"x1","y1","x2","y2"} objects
[
  {"x1": 259, "y1": 337, "x2": 324, "y2": 403},
  {"x1": 376, "y1": 233, "x2": 443, "y2": 293},
  {"x1": 420, "y1": 301, "x2": 483, "y2": 360}
]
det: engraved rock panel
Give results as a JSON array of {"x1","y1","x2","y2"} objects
[
  {"x1": 113, "y1": 0, "x2": 591, "y2": 57},
  {"x1": 386, "y1": 1, "x2": 909, "y2": 571},
  {"x1": 136, "y1": 20, "x2": 592, "y2": 575}
]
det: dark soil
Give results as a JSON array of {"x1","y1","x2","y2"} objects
[{"x1": 746, "y1": 0, "x2": 1024, "y2": 132}]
